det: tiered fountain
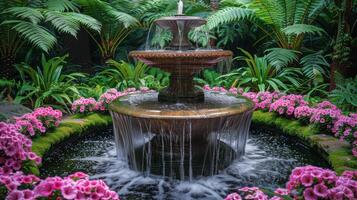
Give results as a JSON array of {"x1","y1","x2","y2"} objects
[{"x1": 109, "y1": 1, "x2": 254, "y2": 180}]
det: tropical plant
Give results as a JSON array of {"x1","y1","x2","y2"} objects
[
  {"x1": 144, "y1": 68, "x2": 170, "y2": 90},
  {"x1": 15, "y1": 55, "x2": 86, "y2": 111},
  {"x1": 221, "y1": 49, "x2": 301, "y2": 92},
  {"x1": 0, "y1": 0, "x2": 101, "y2": 78},
  {"x1": 0, "y1": 79, "x2": 17, "y2": 102},
  {"x1": 74, "y1": 0, "x2": 139, "y2": 61},
  {"x1": 329, "y1": 75, "x2": 357, "y2": 111},
  {"x1": 206, "y1": 0, "x2": 326, "y2": 50},
  {"x1": 102, "y1": 60, "x2": 149, "y2": 90}
]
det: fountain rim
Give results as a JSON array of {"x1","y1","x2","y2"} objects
[
  {"x1": 129, "y1": 50, "x2": 233, "y2": 58},
  {"x1": 109, "y1": 91, "x2": 255, "y2": 120},
  {"x1": 154, "y1": 15, "x2": 207, "y2": 28}
]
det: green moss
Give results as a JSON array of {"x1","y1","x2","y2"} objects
[
  {"x1": 26, "y1": 113, "x2": 112, "y2": 175},
  {"x1": 252, "y1": 110, "x2": 357, "y2": 173}
]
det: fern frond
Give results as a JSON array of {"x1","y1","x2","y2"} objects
[
  {"x1": 250, "y1": 0, "x2": 285, "y2": 27},
  {"x1": 2, "y1": 7, "x2": 44, "y2": 24},
  {"x1": 46, "y1": 0, "x2": 79, "y2": 12},
  {"x1": 283, "y1": 24, "x2": 325, "y2": 36},
  {"x1": 300, "y1": 51, "x2": 329, "y2": 79},
  {"x1": 2, "y1": 20, "x2": 56, "y2": 52},
  {"x1": 265, "y1": 48, "x2": 300, "y2": 69},
  {"x1": 206, "y1": 7, "x2": 254, "y2": 29}
]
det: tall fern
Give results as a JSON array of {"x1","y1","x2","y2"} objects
[{"x1": 206, "y1": 0, "x2": 326, "y2": 50}]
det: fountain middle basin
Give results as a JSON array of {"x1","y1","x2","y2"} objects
[{"x1": 109, "y1": 91, "x2": 254, "y2": 180}]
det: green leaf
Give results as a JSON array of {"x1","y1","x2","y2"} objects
[{"x1": 283, "y1": 24, "x2": 325, "y2": 36}]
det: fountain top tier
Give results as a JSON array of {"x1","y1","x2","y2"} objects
[{"x1": 130, "y1": 15, "x2": 232, "y2": 103}]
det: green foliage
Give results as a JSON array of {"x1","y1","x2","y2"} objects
[
  {"x1": 103, "y1": 60, "x2": 148, "y2": 90},
  {"x1": 74, "y1": 0, "x2": 139, "y2": 60},
  {"x1": 144, "y1": 68, "x2": 169, "y2": 90},
  {"x1": 15, "y1": 54, "x2": 86, "y2": 111},
  {"x1": 0, "y1": 79, "x2": 17, "y2": 102},
  {"x1": 329, "y1": 75, "x2": 357, "y2": 111},
  {"x1": 224, "y1": 49, "x2": 301, "y2": 92},
  {"x1": 265, "y1": 48, "x2": 300, "y2": 69},
  {"x1": 195, "y1": 69, "x2": 238, "y2": 88},
  {"x1": 1, "y1": 1, "x2": 101, "y2": 53},
  {"x1": 206, "y1": 0, "x2": 326, "y2": 50},
  {"x1": 300, "y1": 51, "x2": 329, "y2": 80}
]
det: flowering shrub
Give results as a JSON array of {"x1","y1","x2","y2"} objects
[
  {"x1": 202, "y1": 86, "x2": 357, "y2": 157},
  {"x1": 294, "y1": 106, "x2": 315, "y2": 124},
  {"x1": 254, "y1": 92, "x2": 281, "y2": 111},
  {"x1": 32, "y1": 107, "x2": 62, "y2": 128},
  {"x1": 72, "y1": 97, "x2": 103, "y2": 113},
  {"x1": 225, "y1": 166, "x2": 357, "y2": 200},
  {"x1": 72, "y1": 87, "x2": 156, "y2": 114},
  {"x1": 310, "y1": 108, "x2": 342, "y2": 130},
  {"x1": 332, "y1": 115, "x2": 357, "y2": 141},
  {"x1": 0, "y1": 122, "x2": 41, "y2": 172},
  {"x1": 14, "y1": 107, "x2": 62, "y2": 137},
  {"x1": 2, "y1": 172, "x2": 119, "y2": 200},
  {"x1": 269, "y1": 94, "x2": 308, "y2": 116},
  {"x1": 316, "y1": 101, "x2": 339, "y2": 110}
]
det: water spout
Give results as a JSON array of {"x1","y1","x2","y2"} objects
[{"x1": 177, "y1": 0, "x2": 183, "y2": 15}]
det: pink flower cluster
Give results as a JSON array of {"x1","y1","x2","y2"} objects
[
  {"x1": 203, "y1": 85, "x2": 243, "y2": 96},
  {"x1": 14, "y1": 107, "x2": 62, "y2": 137},
  {"x1": 225, "y1": 166, "x2": 357, "y2": 200},
  {"x1": 310, "y1": 108, "x2": 342, "y2": 128},
  {"x1": 0, "y1": 122, "x2": 41, "y2": 173},
  {"x1": 2, "y1": 172, "x2": 119, "y2": 200},
  {"x1": 254, "y1": 92, "x2": 282, "y2": 111},
  {"x1": 294, "y1": 106, "x2": 315, "y2": 123},
  {"x1": 287, "y1": 166, "x2": 356, "y2": 200},
  {"x1": 98, "y1": 88, "x2": 128, "y2": 108},
  {"x1": 316, "y1": 101, "x2": 339, "y2": 110},
  {"x1": 72, "y1": 97, "x2": 104, "y2": 113},
  {"x1": 269, "y1": 94, "x2": 308, "y2": 116},
  {"x1": 72, "y1": 87, "x2": 156, "y2": 114},
  {"x1": 332, "y1": 114, "x2": 357, "y2": 141}
]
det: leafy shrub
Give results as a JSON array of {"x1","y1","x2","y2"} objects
[{"x1": 15, "y1": 55, "x2": 86, "y2": 112}]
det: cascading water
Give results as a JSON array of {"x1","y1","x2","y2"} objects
[
  {"x1": 110, "y1": 8, "x2": 254, "y2": 181},
  {"x1": 110, "y1": 92, "x2": 253, "y2": 180}
]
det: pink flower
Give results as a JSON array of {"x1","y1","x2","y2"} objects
[
  {"x1": 6, "y1": 190, "x2": 24, "y2": 200},
  {"x1": 300, "y1": 174, "x2": 313, "y2": 187},
  {"x1": 34, "y1": 181, "x2": 53, "y2": 197},
  {"x1": 303, "y1": 188, "x2": 318, "y2": 200},
  {"x1": 313, "y1": 183, "x2": 328, "y2": 197},
  {"x1": 274, "y1": 188, "x2": 288, "y2": 195},
  {"x1": 61, "y1": 185, "x2": 78, "y2": 199}
]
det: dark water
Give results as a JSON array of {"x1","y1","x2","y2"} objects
[{"x1": 41, "y1": 125, "x2": 329, "y2": 200}]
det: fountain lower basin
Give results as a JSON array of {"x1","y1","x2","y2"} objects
[{"x1": 109, "y1": 91, "x2": 254, "y2": 180}]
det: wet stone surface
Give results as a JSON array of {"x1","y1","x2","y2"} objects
[{"x1": 41, "y1": 126, "x2": 329, "y2": 200}]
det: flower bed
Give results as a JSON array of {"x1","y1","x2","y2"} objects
[{"x1": 203, "y1": 85, "x2": 357, "y2": 158}]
